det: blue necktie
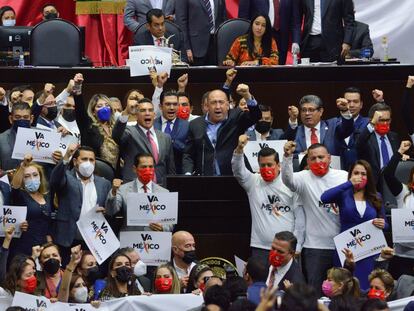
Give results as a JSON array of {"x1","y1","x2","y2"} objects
[
  {"x1": 164, "y1": 121, "x2": 172, "y2": 135},
  {"x1": 380, "y1": 136, "x2": 390, "y2": 167}
]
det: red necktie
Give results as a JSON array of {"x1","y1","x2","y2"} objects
[
  {"x1": 156, "y1": 38, "x2": 162, "y2": 46},
  {"x1": 268, "y1": 267, "x2": 277, "y2": 289},
  {"x1": 146, "y1": 130, "x2": 158, "y2": 183},
  {"x1": 310, "y1": 127, "x2": 318, "y2": 145},
  {"x1": 273, "y1": 0, "x2": 280, "y2": 31},
  {"x1": 143, "y1": 185, "x2": 148, "y2": 193}
]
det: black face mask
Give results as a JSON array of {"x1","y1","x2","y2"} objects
[
  {"x1": 115, "y1": 266, "x2": 132, "y2": 283},
  {"x1": 255, "y1": 121, "x2": 271, "y2": 134},
  {"x1": 45, "y1": 12, "x2": 58, "y2": 20},
  {"x1": 46, "y1": 106, "x2": 58, "y2": 120},
  {"x1": 43, "y1": 258, "x2": 60, "y2": 275},
  {"x1": 85, "y1": 266, "x2": 101, "y2": 284},
  {"x1": 62, "y1": 109, "x2": 76, "y2": 122},
  {"x1": 182, "y1": 250, "x2": 197, "y2": 264},
  {"x1": 12, "y1": 119, "x2": 31, "y2": 131}
]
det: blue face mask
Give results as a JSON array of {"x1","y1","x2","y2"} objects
[
  {"x1": 96, "y1": 106, "x2": 112, "y2": 122},
  {"x1": 13, "y1": 119, "x2": 31, "y2": 131},
  {"x1": 24, "y1": 178, "x2": 41, "y2": 193},
  {"x1": 2, "y1": 19, "x2": 16, "y2": 27}
]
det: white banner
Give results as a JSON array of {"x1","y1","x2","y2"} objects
[
  {"x1": 0, "y1": 205, "x2": 27, "y2": 238},
  {"x1": 126, "y1": 192, "x2": 178, "y2": 226},
  {"x1": 10, "y1": 292, "x2": 203, "y2": 311},
  {"x1": 334, "y1": 220, "x2": 387, "y2": 266},
  {"x1": 391, "y1": 208, "x2": 414, "y2": 243},
  {"x1": 244, "y1": 140, "x2": 286, "y2": 172},
  {"x1": 12, "y1": 127, "x2": 61, "y2": 164},
  {"x1": 77, "y1": 209, "x2": 120, "y2": 265},
  {"x1": 128, "y1": 45, "x2": 172, "y2": 77},
  {"x1": 120, "y1": 231, "x2": 172, "y2": 266}
]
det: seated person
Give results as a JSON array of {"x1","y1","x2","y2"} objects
[
  {"x1": 0, "y1": 6, "x2": 16, "y2": 26},
  {"x1": 153, "y1": 263, "x2": 181, "y2": 294},
  {"x1": 223, "y1": 14, "x2": 278, "y2": 66},
  {"x1": 42, "y1": 3, "x2": 59, "y2": 20},
  {"x1": 367, "y1": 269, "x2": 394, "y2": 301},
  {"x1": 348, "y1": 20, "x2": 374, "y2": 58},
  {"x1": 186, "y1": 264, "x2": 214, "y2": 293}
]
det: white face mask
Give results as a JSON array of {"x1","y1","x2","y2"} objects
[
  {"x1": 73, "y1": 286, "x2": 88, "y2": 303},
  {"x1": 3, "y1": 19, "x2": 16, "y2": 27},
  {"x1": 133, "y1": 260, "x2": 147, "y2": 277},
  {"x1": 78, "y1": 161, "x2": 95, "y2": 178}
]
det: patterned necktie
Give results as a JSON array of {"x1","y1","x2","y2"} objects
[
  {"x1": 310, "y1": 127, "x2": 318, "y2": 145},
  {"x1": 380, "y1": 136, "x2": 390, "y2": 167},
  {"x1": 156, "y1": 38, "x2": 162, "y2": 46},
  {"x1": 142, "y1": 185, "x2": 148, "y2": 193},
  {"x1": 273, "y1": 0, "x2": 280, "y2": 31},
  {"x1": 268, "y1": 267, "x2": 277, "y2": 289},
  {"x1": 164, "y1": 120, "x2": 172, "y2": 135},
  {"x1": 203, "y1": 0, "x2": 214, "y2": 32}
]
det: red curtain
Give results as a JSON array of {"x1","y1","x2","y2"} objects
[{"x1": 0, "y1": 0, "x2": 239, "y2": 66}]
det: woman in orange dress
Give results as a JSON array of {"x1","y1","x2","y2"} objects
[{"x1": 223, "y1": 14, "x2": 278, "y2": 66}]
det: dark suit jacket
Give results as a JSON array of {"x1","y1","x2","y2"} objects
[
  {"x1": 349, "y1": 21, "x2": 374, "y2": 58},
  {"x1": 175, "y1": 0, "x2": 227, "y2": 58},
  {"x1": 246, "y1": 128, "x2": 285, "y2": 141},
  {"x1": 154, "y1": 117, "x2": 189, "y2": 174},
  {"x1": 34, "y1": 116, "x2": 62, "y2": 130},
  {"x1": 112, "y1": 121, "x2": 176, "y2": 186},
  {"x1": 238, "y1": 0, "x2": 301, "y2": 64},
  {"x1": 0, "y1": 180, "x2": 10, "y2": 205},
  {"x1": 137, "y1": 275, "x2": 152, "y2": 292},
  {"x1": 275, "y1": 260, "x2": 305, "y2": 291},
  {"x1": 136, "y1": 30, "x2": 183, "y2": 51},
  {"x1": 50, "y1": 161, "x2": 112, "y2": 247},
  {"x1": 300, "y1": 0, "x2": 355, "y2": 61},
  {"x1": 0, "y1": 128, "x2": 20, "y2": 171},
  {"x1": 291, "y1": 116, "x2": 354, "y2": 156},
  {"x1": 182, "y1": 106, "x2": 261, "y2": 176}
]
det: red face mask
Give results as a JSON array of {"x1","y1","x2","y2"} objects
[
  {"x1": 367, "y1": 288, "x2": 385, "y2": 301},
  {"x1": 354, "y1": 177, "x2": 367, "y2": 191},
  {"x1": 260, "y1": 167, "x2": 277, "y2": 182},
  {"x1": 199, "y1": 282, "x2": 206, "y2": 292},
  {"x1": 137, "y1": 167, "x2": 154, "y2": 185},
  {"x1": 309, "y1": 161, "x2": 329, "y2": 177},
  {"x1": 22, "y1": 275, "x2": 37, "y2": 294},
  {"x1": 374, "y1": 123, "x2": 390, "y2": 136},
  {"x1": 177, "y1": 105, "x2": 190, "y2": 120},
  {"x1": 155, "y1": 277, "x2": 173, "y2": 293},
  {"x1": 268, "y1": 250, "x2": 285, "y2": 268}
]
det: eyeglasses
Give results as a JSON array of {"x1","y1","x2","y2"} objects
[{"x1": 301, "y1": 108, "x2": 320, "y2": 114}]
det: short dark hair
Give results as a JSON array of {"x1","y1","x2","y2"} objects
[
  {"x1": 138, "y1": 97, "x2": 153, "y2": 105},
  {"x1": 280, "y1": 283, "x2": 318, "y2": 311},
  {"x1": 274, "y1": 231, "x2": 297, "y2": 253},
  {"x1": 259, "y1": 104, "x2": 273, "y2": 116},
  {"x1": 360, "y1": 298, "x2": 389, "y2": 311},
  {"x1": 245, "y1": 257, "x2": 267, "y2": 283},
  {"x1": 160, "y1": 89, "x2": 178, "y2": 105},
  {"x1": 0, "y1": 6, "x2": 15, "y2": 21},
  {"x1": 307, "y1": 143, "x2": 328, "y2": 154},
  {"x1": 299, "y1": 95, "x2": 323, "y2": 109},
  {"x1": 134, "y1": 153, "x2": 154, "y2": 167},
  {"x1": 258, "y1": 147, "x2": 279, "y2": 164},
  {"x1": 11, "y1": 102, "x2": 31, "y2": 114},
  {"x1": 146, "y1": 8, "x2": 164, "y2": 23},
  {"x1": 222, "y1": 276, "x2": 248, "y2": 302},
  {"x1": 42, "y1": 3, "x2": 57, "y2": 12},
  {"x1": 344, "y1": 86, "x2": 362, "y2": 98},
  {"x1": 204, "y1": 285, "x2": 231, "y2": 310},
  {"x1": 177, "y1": 91, "x2": 191, "y2": 106},
  {"x1": 228, "y1": 299, "x2": 257, "y2": 311},
  {"x1": 368, "y1": 102, "x2": 392, "y2": 119},
  {"x1": 72, "y1": 145, "x2": 95, "y2": 160}
]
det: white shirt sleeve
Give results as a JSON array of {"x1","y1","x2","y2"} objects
[
  {"x1": 55, "y1": 89, "x2": 70, "y2": 112},
  {"x1": 281, "y1": 155, "x2": 299, "y2": 192},
  {"x1": 292, "y1": 202, "x2": 305, "y2": 252},
  {"x1": 152, "y1": 86, "x2": 163, "y2": 118},
  {"x1": 231, "y1": 152, "x2": 255, "y2": 191}
]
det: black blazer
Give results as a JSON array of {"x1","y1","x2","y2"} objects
[
  {"x1": 137, "y1": 275, "x2": 152, "y2": 292},
  {"x1": 349, "y1": 21, "x2": 374, "y2": 58},
  {"x1": 182, "y1": 106, "x2": 261, "y2": 176},
  {"x1": 300, "y1": 0, "x2": 355, "y2": 61},
  {"x1": 277, "y1": 260, "x2": 305, "y2": 291},
  {"x1": 138, "y1": 30, "x2": 183, "y2": 52}
]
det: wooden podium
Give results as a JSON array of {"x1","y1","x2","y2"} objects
[{"x1": 167, "y1": 176, "x2": 251, "y2": 262}]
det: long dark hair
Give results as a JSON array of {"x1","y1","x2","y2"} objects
[
  {"x1": 348, "y1": 160, "x2": 382, "y2": 212},
  {"x1": 403, "y1": 166, "x2": 414, "y2": 203},
  {"x1": 3, "y1": 254, "x2": 36, "y2": 295},
  {"x1": 246, "y1": 14, "x2": 272, "y2": 59}
]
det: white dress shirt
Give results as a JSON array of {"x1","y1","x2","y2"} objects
[
  {"x1": 161, "y1": 116, "x2": 176, "y2": 133},
  {"x1": 266, "y1": 258, "x2": 294, "y2": 288},
  {"x1": 310, "y1": 0, "x2": 322, "y2": 35},
  {"x1": 268, "y1": 0, "x2": 275, "y2": 27},
  {"x1": 139, "y1": 125, "x2": 159, "y2": 152},
  {"x1": 150, "y1": 0, "x2": 163, "y2": 9},
  {"x1": 304, "y1": 122, "x2": 321, "y2": 148},
  {"x1": 173, "y1": 258, "x2": 196, "y2": 279},
  {"x1": 77, "y1": 173, "x2": 98, "y2": 216}
]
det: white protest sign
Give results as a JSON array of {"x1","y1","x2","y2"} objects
[
  {"x1": 120, "y1": 231, "x2": 172, "y2": 266},
  {"x1": 330, "y1": 155, "x2": 341, "y2": 169},
  {"x1": 0, "y1": 174, "x2": 9, "y2": 186},
  {"x1": 244, "y1": 140, "x2": 287, "y2": 172},
  {"x1": 129, "y1": 45, "x2": 172, "y2": 77},
  {"x1": 59, "y1": 134, "x2": 80, "y2": 156},
  {"x1": 126, "y1": 192, "x2": 178, "y2": 226},
  {"x1": 12, "y1": 127, "x2": 61, "y2": 164},
  {"x1": 48, "y1": 301, "x2": 108, "y2": 311},
  {"x1": 334, "y1": 220, "x2": 387, "y2": 266},
  {"x1": 391, "y1": 208, "x2": 414, "y2": 243},
  {"x1": 0, "y1": 205, "x2": 27, "y2": 238},
  {"x1": 234, "y1": 255, "x2": 246, "y2": 277},
  {"x1": 12, "y1": 291, "x2": 51, "y2": 310},
  {"x1": 77, "y1": 208, "x2": 120, "y2": 265}
]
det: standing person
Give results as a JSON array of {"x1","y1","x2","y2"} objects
[
  {"x1": 300, "y1": 0, "x2": 355, "y2": 62},
  {"x1": 223, "y1": 14, "x2": 278, "y2": 66},
  {"x1": 232, "y1": 135, "x2": 304, "y2": 262},
  {"x1": 282, "y1": 141, "x2": 349, "y2": 296},
  {"x1": 171, "y1": 231, "x2": 197, "y2": 291},
  {"x1": 175, "y1": 0, "x2": 227, "y2": 65},
  {"x1": 238, "y1": 0, "x2": 301, "y2": 65},
  {"x1": 383, "y1": 140, "x2": 414, "y2": 279},
  {"x1": 321, "y1": 160, "x2": 388, "y2": 290}
]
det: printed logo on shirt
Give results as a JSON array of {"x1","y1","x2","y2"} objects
[
  {"x1": 91, "y1": 221, "x2": 109, "y2": 244},
  {"x1": 261, "y1": 195, "x2": 291, "y2": 215},
  {"x1": 318, "y1": 201, "x2": 339, "y2": 215},
  {"x1": 27, "y1": 131, "x2": 50, "y2": 150},
  {"x1": 346, "y1": 228, "x2": 371, "y2": 249},
  {"x1": 133, "y1": 233, "x2": 160, "y2": 253},
  {"x1": 139, "y1": 195, "x2": 166, "y2": 215}
]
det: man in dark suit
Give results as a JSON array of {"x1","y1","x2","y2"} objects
[
  {"x1": 182, "y1": 85, "x2": 261, "y2": 176},
  {"x1": 112, "y1": 98, "x2": 175, "y2": 186},
  {"x1": 349, "y1": 20, "x2": 374, "y2": 58},
  {"x1": 124, "y1": 0, "x2": 175, "y2": 33},
  {"x1": 175, "y1": 0, "x2": 227, "y2": 65},
  {"x1": 50, "y1": 144, "x2": 112, "y2": 266},
  {"x1": 154, "y1": 90, "x2": 189, "y2": 174},
  {"x1": 238, "y1": 0, "x2": 301, "y2": 65},
  {"x1": 287, "y1": 95, "x2": 354, "y2": 156},
  {"x1": 300, "y1": 0, "x2": 355, "y2": 62},
  {"x1": 266, "y1": 231, "x2": 305, "y2": 291},
  {"x1": 122, "y1": 247, "x2": 152, "y2": 292}
]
